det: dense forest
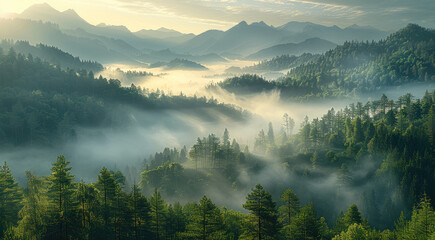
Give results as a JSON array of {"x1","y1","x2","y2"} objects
[
  {"x1": 0, "y1": 40, "x2": 103, "y2": 72},
  {"x1": 213, "y1": 24, "x2": 435, "y2": 100},
  {"x1": 225, "y1": 53, "x2": 319, "y2": 73},
  {"x1": 0, "y1": 92, "x2": 434, "y2": 239},
  {"x1": 0, "y1": 48, "x2": 246, "y2": 147},
  {"x1": 139, "y1": 92, "x2": 435, "y2": 228}
]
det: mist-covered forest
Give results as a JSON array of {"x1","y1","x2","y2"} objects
[
  {"x1": 0, "y1": 1, "x2": 435, "y2": 239},
  {"x1": 211, "y1": 24, "x2": 435, "y2": 101},
  {"x1": 1, "y1": 92, "x2": 434, "y2": 239}
]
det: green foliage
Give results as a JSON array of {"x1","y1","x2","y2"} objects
[
  {"x1": 0, "y1": 50, "x2": 246, "y2": 147},
  {"x1": 46, "y1": 155, "x2": 78, "y2": 239},
  {"x1": 149, "y1": 188, "x2": 167, "y2": 239},
  {"x1": 0, "y1": 159, "x2": 434, "y2": 239},
  {"x1": 285, "y1": 203, "x2": 322, "y2": 240},
  {"x1": 0, "y1": 40, "x2": 103, "y2": 72},
  {"x1": 0, "y1": 162, "x2": 23, "y2": 238},
  {"x1": 241, "y1": 184, "x2": 278, "y2": 240},
  {"x1": 184, "y1": 195, "x2": 224, "y2": 239},
  {"x1": 278, "y1": 189, "x2": 300, "y2": 227},
  {"x1": 214, "y1": 24, "x2": 435, "y2": 100}
]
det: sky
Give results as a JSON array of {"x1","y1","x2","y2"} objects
[{"x1": 0, "y1": 0, "x2": 434, "y2": 34}]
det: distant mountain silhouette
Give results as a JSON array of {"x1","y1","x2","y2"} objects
[
  {"x1": 177, "y1": 21, "x2": 387, "y2": 58},
  {"x1": 246, "y1": 38, "x2": 337, "y2": 60},
  {"x1": 16, "y1": 3, "x2": 193, "y2": 51}
]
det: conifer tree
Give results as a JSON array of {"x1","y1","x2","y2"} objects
[
  {"x1": 47, "y1": 155, "x2": 77, "y2": 240},
  {"x1": 15, "y1": 171, "x2": 47, "y2": 239},
  {"x1": 242, "y1": 184, "x2": 278, "y2": 240},
  {"x1": 150, "y1": 188, "x2": 167, "y2": 240},
  {"x1": 278, "y1": 189, "x2": 300, "y2": 227}
]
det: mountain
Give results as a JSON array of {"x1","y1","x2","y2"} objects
[
  {"x1": 134, "y1": 27, "x2": 195, "y2": 44},
  {"x1": 149, "y1": 59, "x2": 208, "y2": 71},
  {"x1": 16, "y1": 3, "x2": 178, "y2": 51},
  {"x1": 246, "y1": 38, "x2": 337, "y2": 60},
  {"x1": 19, "y1": 3, "x2": 90, "y2": 30},
  {"x1": 278, "y1": 21, "x2": 387, "y2": 44},
  {"x1": 0, "y1": 18, "x2": 138, "y2": 64},
  {"x1": 176, "y1": 20, "x2": 387, "y2": 58},
  {"x1": 175, "y1": 21, "x2": 291, "y2": 57}
]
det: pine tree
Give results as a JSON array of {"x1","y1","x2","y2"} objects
[
  {"x1": 150, "y1": 188, "x2": 167, "y2": 240},
  {"x1": 129, "y1": 184, "x2": 151, "y2": 240},
  {"x1": 242, "y1": 184, "x2": 278, "y2": 240},
  {"x1": 187, "y1": 195, "x2": 223, "y2": 239},
  {"x1": 15, "y1": 171, "x2": 48, "y2": 240},
  {"x1": 287, "y1": 203, "x2": 320, "y2": 240},
  {"x1": 95, "y1": 167, "x2": 119, "y2": 238},
  {"x1": 47, "y1": 155, "x2": 77, "y2": 240},
  {"x1": 267, "y1": 122, "x2": 275, "y2": 146},
  {"x1": 344, "y1": 204, "x2": 362, "y2": 226},
  {"x1": 278, "y1": 189, "x2": 300, "y2": 227},
  {"x1": 0, "y1": 162, "x2": 22, "y2": 238},
  {"x1": 353, "y1": 117, "x2": 364, "y2": 143}
]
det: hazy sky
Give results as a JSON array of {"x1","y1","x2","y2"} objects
[{"x1": 0, "y1": 0, "x2": 434, "y2": 34}]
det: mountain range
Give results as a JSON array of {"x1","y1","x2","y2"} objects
[
  {"x1": 2, "y1": 3, "x2": 389, "y2": 64},
  {"x1": 175, "y1": 20, "x2": 387, "y2": 57}
]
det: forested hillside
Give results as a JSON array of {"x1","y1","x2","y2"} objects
[
  {"x1": 0, "y1": 48, "x2": 246, "y2": 147},
  {"x1": 0, "y1": 92, "x2": 433, "y2": 239},
  {"x1": 138, "y1": 92, "x2": 435, "y2": 228},
  {"x1": 225, "y1": 53, "x2": 319, "y2": 73},
  {"x1": 283, "y1": 24, "x2": 435, "y2": 95},
  {"x1": 214, "y1": 24, "x2": 435, "y2": 100}
]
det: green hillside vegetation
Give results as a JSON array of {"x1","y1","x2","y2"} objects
[
  {"x1": 0, "y1": 92, "x2": 434, "y2": 239},
  {"x1": 0, "y1": 48, "x2": 245, "y2": 147},
  {"x1": 214, "y1": 24, "x2": 435, "y2": 100},
  {"x1": 0, "y1": 40, "x2": 103, "y2": 72},
  {"x1": 283, "y1": 24, "x2": 435, "y2": 96},
  {"x1": 138, "y1": 92, "x2": 435, "y2": 229},
  {"x1": 245, "y1": 38, "x2": 336, "y2": 60},
  {"x1": 226, "y1": 53, "x2": 319, "y2": 73}
]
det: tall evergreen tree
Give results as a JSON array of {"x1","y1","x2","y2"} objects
[
  {"x1": 95, "y1": 167, "x2": 119, "y2": 239},
  {"x1": 46, "y1": 155, "x2": 77, "y2": 240},
  {"x1": 278, "y1": 189, "x2": 300, "y2": 227},
  {"x1": 15, "y1": 171, "x2": 47, "y2": 239},
  {"x1": 242, "y1": 184, "x2": 278, "y2": 240},
  {"x1": 150, "y1": 188, "x2": 167, "y2": 240},
  {"x1": 0, "y1": 162, "x2": 22, "y2": 238}
]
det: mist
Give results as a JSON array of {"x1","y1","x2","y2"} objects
[{"x1": 3, "y1": 59, "x2": 431, "y2": 227}]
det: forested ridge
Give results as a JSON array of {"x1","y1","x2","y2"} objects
[
  {"x1": 214, "y1": 24, "x2": 435, "y2": 100},
  {"x1": 0, "y1": 40, "x2": 103, "y2": 72},
  {"x1": 0, "y1": 92, "x2": 433, "y2": 239},
  {"x1": 225, "y1": 53, "x2": 320, "y2": 73},
  {"x1": 0, "y1": 48, "x2": 246, "y2": 147}
]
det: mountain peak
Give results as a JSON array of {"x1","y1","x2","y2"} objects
[
  {"x1": 236, "y1": 21, "x2": 248, "y2": 27},
  {"x1": 21, "y1": 3, "x2": 59, "y2": 14},
  {"x1": 62, "y1": 9, "x2": 80, "y2": 18},
  {"x1": 251, "y1": 21, "x2": 268, "y2": 27}
]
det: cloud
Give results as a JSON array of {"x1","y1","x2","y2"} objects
[{"x1": 109, "y1": 0, "x2": 434, "y2": 32}]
